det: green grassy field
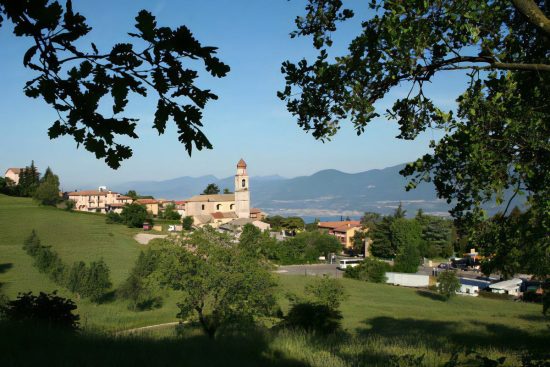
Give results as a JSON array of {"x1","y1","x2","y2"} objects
[{"x1": 0, "y1": 194, "x2": 548, "y2": 366}]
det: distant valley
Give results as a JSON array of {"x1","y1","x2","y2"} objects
[{"x1": 113, "y1": 164, "x2": 512, "y2": 220}]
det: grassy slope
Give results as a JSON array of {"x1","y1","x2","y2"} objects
[{"x1": 0, "y1": 194, "x2": 180, "y2": 330}]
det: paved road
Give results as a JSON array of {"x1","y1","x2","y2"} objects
[{"x1": 274, "y1": 263, "x2": 343, "y2": 278}]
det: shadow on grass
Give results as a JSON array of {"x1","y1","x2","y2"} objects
[
  {"x1": 0, "y1": 321, "x2": 307, "y2": 367},
  {"x1": 416, "y1": 289, "x2": 447, "y2": 302},
  {"x1": 356, "y1": 316, "x2": 550, "y2": 354},
  {"x1": 0, "y1": 263, "x2": 13, "y2": 274}
]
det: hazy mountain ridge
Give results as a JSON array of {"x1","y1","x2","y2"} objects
[{"x1": 112, "y1": 164, "x2": 457, "y2": 217}]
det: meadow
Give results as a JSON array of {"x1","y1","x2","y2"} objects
[{"x1": 0, "y1": 194, "x2": 548, "y2": 366}]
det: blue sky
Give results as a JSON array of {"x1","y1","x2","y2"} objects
[{"x1": 0, "y1": 1, "x2": 468, "y2": 190}]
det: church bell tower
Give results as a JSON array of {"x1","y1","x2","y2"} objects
[{"x1": 234, "y1": 158, "x2": 250, "y2": 218}]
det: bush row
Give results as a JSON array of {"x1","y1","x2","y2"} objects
[{"x1": 22, "y1": 231, "x2": 112, "y2": 303}]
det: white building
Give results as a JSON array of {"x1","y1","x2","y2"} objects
[{"x1": 489, "y1": 278, "x2": 523, "y2": 296}]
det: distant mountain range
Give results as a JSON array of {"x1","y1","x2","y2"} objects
[{"x1": 112, "y1": 164, "x2": 513, "y2": 220}]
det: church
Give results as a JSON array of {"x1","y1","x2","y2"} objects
[{"x1": 184, "y1": 159, "x2": 266, "y2": 228}]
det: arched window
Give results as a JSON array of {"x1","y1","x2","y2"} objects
[
  {"x1": 216, "y1": 204, "x2": 221, "y2": 210},
  {"x1": 201, "y1": 204, "x2": 205, "y2": 210},
  {"x1": 230, "y1": 204, "x2": 234, "y2": 210},
  {"x1": 241, "y1": 179, "x2": 246, "y2": 188}
]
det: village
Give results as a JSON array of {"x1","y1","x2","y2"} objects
[{"x1": 3, "y1": 160, "x2": 541, "y2": 302}]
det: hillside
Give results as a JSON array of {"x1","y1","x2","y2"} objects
[{"x1": 0, "y1": 194, "x2": 180, "y2": 330}]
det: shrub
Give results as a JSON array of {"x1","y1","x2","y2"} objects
[
  {"x1": 304, "y1": 275, "x2": 346, "y2": 309},
  {"x1": 105, "y1": 211, "x2": 123, "y2": 224},
  {"x1": 437, "y1": 270, "x2": 461, "y2": 300},
  {"x1": 120, "y1": 203, "x2": 148, "y2": 228},
  {"x1": 118, "y1": 250, "x2": 163, "y2": 310},
  {"x1": 2, "y1": 292, "x2": 79, "y2": 331},
  {"x1": 182, "y1": 216, "x2": 194, "y2": 231},
  {"x1": 160, "y1": 203, "x2": 181, "y2": 220},
  {"x1": 64, "y1": 199, "x2": 75, "y2": 211},
  {"x1": 82, "y1": 260, "x2": 112, "y2": 303},
  {"x1": 283, "y1": 302, "x2": 342, "y2": 335},
  {"x1": 344, "y1": 258, "x2": 390, "y2": 283}
]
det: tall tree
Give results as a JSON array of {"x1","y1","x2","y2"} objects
[
  {"x1": 0, "y1": 1, "x2": 229, "y2": 168},
  {"x1": 202, "y1": 183, "x2": 220, "y2": 195},
  {"x1": 34, "y1": 167, "x2": 60, "y2": 206},
  {"x1": 18, "y1": 161, "x2": 40, "y2": 197},
  {"x1": 280, "y1": 0, "x2": 550, "y2": 276}
]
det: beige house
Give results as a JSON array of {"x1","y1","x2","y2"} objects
[
  {"x1": 318, "y1": 221, "x2": 367, "y2": 251},
  {"x1": 4, "y1": 168, "x2": 22, "y2": 185},
  {"x1": 135, "y1": 199, "x2": 160, "y2": 216},
  {"x1": 67, "y1": 187, "x2": 133, "y2": 213}
]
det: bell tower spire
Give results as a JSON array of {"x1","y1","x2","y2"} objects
[{"x1": 234, "y1": 158, "x2": 250, "y2": 218}]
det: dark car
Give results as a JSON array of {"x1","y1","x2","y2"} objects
[{"x1": 437, "y1": 263, "x2": 451, "y2": 269}]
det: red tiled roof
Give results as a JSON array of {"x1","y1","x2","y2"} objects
[
  {"x1": 67, "y1": 190, "x2": 109, "y2": 196},
  {"x1": 136, "y1": 199, "x2": 158, "y2": 204},
  {"x1": 117, "y1": 195, "x2": 132, "y2": 200},
  {"x1": 211, "y1": 212, "x2": 224, "y2": 219},
  {"x1": 250, "y1": 208, "x2": 262, "y2": 214},
  {"x1": 211, "y1": 212, "x2": 238, "y2": 219},
  {"x1": 318, "y1": 221, "x2": 361, "y2": 231},
  {"x1": 237, "y1": 158, "x2": 247, "y2": 168},
  {"x1": 174, "y1": 200, "x2": 187, "y2": 205}
]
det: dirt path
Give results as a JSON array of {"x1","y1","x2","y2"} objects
[
  {"x1": 134, "y1": 233, "x2": 167, "y2": 245},
  {"x1": 115, "y1": 321, "x2": 182, "y2": 335}
]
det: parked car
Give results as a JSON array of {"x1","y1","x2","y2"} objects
[{"x1": 437, "y1": 263, "x2": 451, "y2": 269}]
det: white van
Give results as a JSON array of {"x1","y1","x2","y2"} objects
[{"x1": 337, "y1": 258, "x2": 364, "y2": 270}]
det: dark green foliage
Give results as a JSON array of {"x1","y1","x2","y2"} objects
[
  {"x1": 344, "y1": 258, "x2": 390, "y2": 283},
  {"x1": 65, "y1": 261, "x2": 87, "y2": 294},
  {"x1": 351, "y1": 231, "x2": 366, "y2": 255},
  {"x1": 283, "y1": 302, "x2": 343, "y2": 335},
  {"x1": 416, "y1": 210, "x2": 454, "y2": 258},
  {"x1": 542, "y1": 279, "x2": 550, "y2": 316},
  {"x1": 22, "y1": 230, "x2": 66, "y2": 283},
  {"x1": 271, "y1": 231, "x2": 341, "y2": 265},
  {"x1": 33, "y1": 168, "x2": 61, "y2": 205},
  {"x1": 282, "y1": 0, "x2": 549, "y2": 287},
  {"x1": 264, "y1": 216, "x2": 305, "y2": 232},
  {"x1": 369, "y1": 216, "x2": 395, "y2": 258},
  {"x1": 160, "y1": 203, "x2": 181, "y2": 220},
  {"x1": 2, "y1": 292, "x2": 79, "y2": 331},
  {"x1": 437, "y1": 270, "x2": 461, "y2": 300},
  {"x1": 105, "y1": 211, "x2": 123, "y2": 224},
  {"x1": 125, "y1": 190, "x2": 138, "y2": 200},
  {"x1": 118, "y1": 250, "x2": 163, "y2": 310},
  {"x1": 84, "y1": 260, "x2": 112, "y2": 303},
  {"x1": 17, "y1": 161, "x2": 40, "y2": 197},
  {"x1": 305, "y1": 218, "x2": 320, "y2": 232},
  {"x1": 120, "y1": 203, "x2": 148, "y2": 228},
  {"x1": 64, "y1": 199, "x2": 75, "y2": 211},
  {"x1": 202, "y1": 183, "x2": 220, "y2": 195},
  {"x1": 0, "y1": 2, "x2": 229, "y2": 168},
  {"x1": 393, "y1": 242, "x2": 421, "y2": 274},
  {"x1": 182, "y1": 216, "x2": 194, "y2": 230},
  {"x1": 475, "y1": 208, "x2": 549, "y2": 279}
]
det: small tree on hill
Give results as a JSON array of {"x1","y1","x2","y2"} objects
[
  {"x1": 202, "y1": 183, "x2": 220, "y2": 195},
  {"x1": 182, "y1": 216, "x2": 194, "y2": 231},
  {"x1": 82, "y1": 259, "x2": 112, "y2": 303},
  {"x1": 65, "y1": 261, "x2": 88, "y2": 297},
  {"x1": 437, "y1": 270, "x2": 461, "y2": 300},
  {"x1": 160, "y1": 203, "x2": 181, "y2": 220},
  {"x1": 33, "y1": 167, "x2": 61, "y2": 206},
  {"x1": 18, "y1": 161, "x2": 40, "y2": 197},
  {"x1": 121, "y1": 203, "x2": 148, "y2": 228},
  {"x1": 304, "y1": 275, "x2": 346, "y2": 310}
]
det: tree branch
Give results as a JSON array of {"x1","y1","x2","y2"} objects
[{"x1": 512, "y1": 0, "x2": 550, "y2": 35}]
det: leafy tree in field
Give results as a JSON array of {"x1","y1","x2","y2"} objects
[
  {"x1": 82, "y1": 260, "x2": 112, "y2": 303},
  {"x1": 3, "y1": 292, "x2": 79, "y2": 331},
  {"x1": 160, "y1": 203, "x2": 181, "y2": 220},
  {"x1": 33, "y1": 167, "x2": 61, "y2": 206},
  {"x1": 344, "y1": 258, "x2": 390, "y2": 283},
  {"x1": 118, "y1": 250, "x2": 163, "y2": 310},
  {"x1": 202, "y1": 183, "x2": 220, "y2": 195},
  {"x1": 105, "y1": 211, "x2": 123, "y2": 224},
  {"x1": 415, "y1": 210, "x2": 454, "y2": 258},
  {"x1": 64, "y1": 199, "x2": 75, "y2": 211},
  {"x1": 181, "y1": 216, "x2": 194, "y2": 231},
  {"x1": 437, "y1": 270, "x2": 461, "y2": 300},
  {"x1": 281, "y1": 0, "x2": 550, "y2": 282},
  {"x1": 239, "y1": 223, "x2": 262, "y2": 255},
  {"x1": 65, "y1": 261, "x2": 87, "y2": 296},
  {"x1": 304, "y1": 275, "x2": 346, "y2": 310},
  {"x1": 0, "y1": 1, "x2": 229, "y2": 168},
  {"x1": 120, "y1": 203, "x2": 148, "y2": 228},
  {"x1": 157, "y1": 228, "x2": 277, "y2": 338},
  {"x1": 223, "y1": 188, "x2": 231, "y2": 194}
]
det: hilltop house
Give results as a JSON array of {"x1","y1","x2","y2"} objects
[
  {"x1": 4, "y1": 168, "x2": 22, "y2": 185},
  {"x1": 318, "y1": 221, "x2": 365, "y2": 251},
  {"x1": 135, "y1": 198, "x2": 160, "y2": 216},
  {"x1": 67, "y1": 187, "x2": 133, "y2": 213}
]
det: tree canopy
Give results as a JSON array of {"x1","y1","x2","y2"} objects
[
  {"x1": 202, "y1": 183, "x2": 220, "y2": 195},
  {"x1": 0, "y1": 0, "x2": 229, "y2": 168},
  {"x1": 280, "y1": 0, "x2": 550, "y2": 277}
]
